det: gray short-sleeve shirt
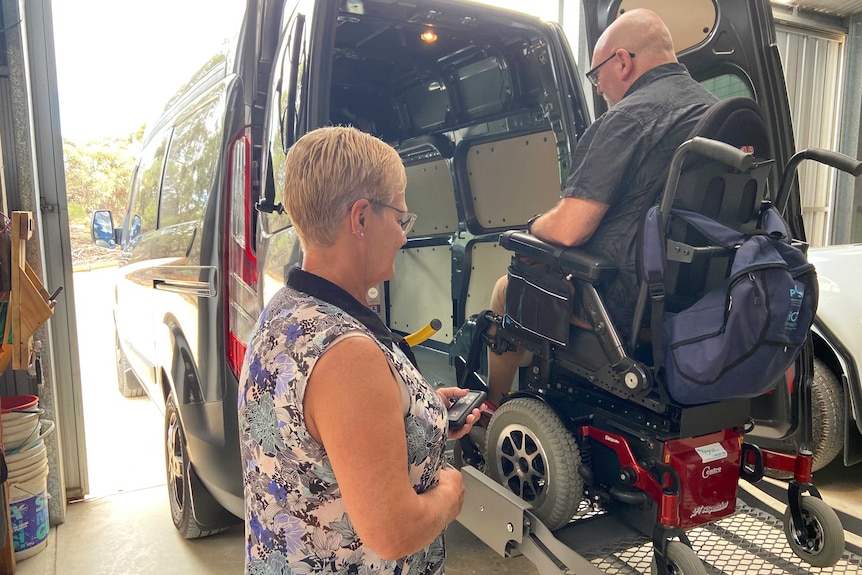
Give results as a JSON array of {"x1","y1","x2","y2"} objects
[{"x1": 563, "y1": 63, "x2": 718, "y2": 327}]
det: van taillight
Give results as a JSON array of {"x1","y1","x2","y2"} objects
[{"x1": 226, "y1": 126, "x2": 260, "y2": 379}]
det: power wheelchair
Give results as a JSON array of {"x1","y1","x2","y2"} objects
[{"x1": 452, "y1": 98, "x2": 856, "y2": 573}]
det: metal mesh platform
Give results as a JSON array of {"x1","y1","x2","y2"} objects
[{"x1": 578, "y1": 501, "x2": 862, "y2": 574}]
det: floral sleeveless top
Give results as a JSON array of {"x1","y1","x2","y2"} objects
[{"x1": 239, "y1": 268, "x2": 448, "y2": 575}]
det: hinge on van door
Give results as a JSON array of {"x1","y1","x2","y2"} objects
[{"x1": 40, "y1": 197, "x2": 58, "y2": 213}]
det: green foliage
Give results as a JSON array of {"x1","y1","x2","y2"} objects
[{"x1": 63, "y1": 134, "x2": 140, "y2": 226}]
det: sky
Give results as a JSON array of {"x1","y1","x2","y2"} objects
[
  {"x1": 50, "y1": 0, "x2": 565, "y2": 145},
  {"x1": 52, "y1": 0, "x2": 245, "y2": 144}
]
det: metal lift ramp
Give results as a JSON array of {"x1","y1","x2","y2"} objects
[{"x1": 457, "y1": 466, "x2": 862, "y2": 574}]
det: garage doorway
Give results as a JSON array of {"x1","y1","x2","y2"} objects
[{"x1": 72, "y1": 266, "x2": 165, "y2": 497}]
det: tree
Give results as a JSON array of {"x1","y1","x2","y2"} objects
[{"x1": 63, "y1": 130, "x2": 142, "y2": 263}]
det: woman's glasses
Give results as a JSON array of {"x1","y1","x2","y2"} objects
[{"x1": 367, "y1": 199, "x2": 418, "y2": 235}]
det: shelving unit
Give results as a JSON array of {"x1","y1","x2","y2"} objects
[{"x1": 0, "y1": 211, "x2": 57, "y2": 573}]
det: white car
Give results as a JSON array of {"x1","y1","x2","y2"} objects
[{"x1": 805, "y1": 244, "x2": 862, "y2": 471}]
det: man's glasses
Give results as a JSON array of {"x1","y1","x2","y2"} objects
[
  {"x1": 585, "y1": 50, "x2": 636, "y2": 87},
  {"x1": 368, "y1": 199, "x2": 418, "y2": 235}
]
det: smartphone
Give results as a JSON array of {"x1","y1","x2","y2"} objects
[{"x1": 447, "y1": 390, "x2": 487, "y2": 429}]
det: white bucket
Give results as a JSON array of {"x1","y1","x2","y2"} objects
[
  {"x1": 6, "y1": 418, "x2": 52, "y2": 561},
  {"x1": 1, "y1": 414, "x2": 40, "y2": 452},
  {"x1": 6, "y1": 441, "x2": 46, "y2": 467},
  {"x1": 9, "y1": 465, "x2": 50, "y2": 560}
]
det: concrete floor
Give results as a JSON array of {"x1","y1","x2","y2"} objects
[{"x1": 11, "y1": 267, "x2": 861, "y2": 575}]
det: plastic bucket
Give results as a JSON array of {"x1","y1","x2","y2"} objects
[
  {"x1": 1, "y1": 396, "x2": 41, "y2": 452},
  {"x1": 2, "y1": 416, "x2": 40, "y2": 452},
  {"x1": 1, "y1": 395, "x2": 39, "y2": 414},
  {"x1": 5, "y1": 419, "x2": 54, "y2": 456},
  {"x1": 9, "y1": 466, "x2": 50, "y2": 560},
  {"x1": 5, "y1": 441, "x2": 46, "y2": 466},
  {"x1": 5, "y1": 417, "x2": 52, "y2": 561}
]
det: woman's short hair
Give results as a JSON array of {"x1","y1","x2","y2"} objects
[{"x1": 283, "y1": 126, "x2": 406, "y2": 248}]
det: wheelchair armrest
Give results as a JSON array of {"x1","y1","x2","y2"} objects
[{"x1": 499, "y1": 231, "x2": 617, "y2": 283}]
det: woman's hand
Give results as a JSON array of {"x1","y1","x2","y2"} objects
[{"x1": 436, "y1": 387, "x2": 481, "y2": 440}]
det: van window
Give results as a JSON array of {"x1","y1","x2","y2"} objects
[
  {"x1": 128, "y1": 129, "x2": 170, "y2": 241},
  {"x1": 263, "y1": 8, "x2": 309, "y2": 234},
  {"x1": 700, "y1": 73, "x2": 753, "y2": 100},
  {"x1": 159, "y1": 86, "x2": 227, "y2": 228}
]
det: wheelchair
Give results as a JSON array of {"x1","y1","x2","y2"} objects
[{"x1": 452, "y1": 98, "x2": 855, "y2": 574}]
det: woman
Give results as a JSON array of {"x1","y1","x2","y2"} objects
[{"x1": 239, "y1": 126, "x2": 479, "y2": 575}]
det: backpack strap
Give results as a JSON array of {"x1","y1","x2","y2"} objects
[{"x1": 641, "y1": 206, "x2": 667, "y2": 369}]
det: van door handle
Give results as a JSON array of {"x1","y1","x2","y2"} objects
[{"x1": 152, "y1": 267, "x2": 218, "y2": 298}]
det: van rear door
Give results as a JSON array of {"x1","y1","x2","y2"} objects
[{"x1": 258, "y1": 0, "x2": 590, "y2": 336}]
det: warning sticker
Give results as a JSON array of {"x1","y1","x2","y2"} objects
[{"x1": 695, "y1": 443, "x2": 728, "y2": 463}]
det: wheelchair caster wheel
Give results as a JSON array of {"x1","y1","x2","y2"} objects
[
  {"x1": 783, "y1": 496, "x2": 844, "y2": 567},
  {"x1": 651, "y1": 541, "x2": 707, "y2": 575}
]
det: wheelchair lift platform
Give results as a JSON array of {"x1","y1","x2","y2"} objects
[{"x1": 457, "y1": 465, "x2": 862, "y2": 574}]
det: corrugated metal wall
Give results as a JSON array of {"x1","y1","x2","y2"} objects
[{"x1": 775, "y1": 24, "x2": 845, "y2": 246}]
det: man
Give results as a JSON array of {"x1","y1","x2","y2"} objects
[{"x1": 486, "y1": 8, "x2": 718, "y2": 406}]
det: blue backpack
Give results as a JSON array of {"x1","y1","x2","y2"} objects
[{"x1": 641, "y1": 206, "x2": 818, "y2": 405}]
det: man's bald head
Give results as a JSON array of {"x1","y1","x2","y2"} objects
[
  {"x1": 591, "y1": 9, "x2": 678, "y2": 106},
  {"x1": 598, "y1": 9, "x2": 675, "y2": 61}
]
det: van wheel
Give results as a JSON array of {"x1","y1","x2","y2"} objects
[
  {"x1": 809, "y1": 358, "x2": 844, "y2": 471},
  {"x1": 116, "y1": 333, "x2": 144, "y2": 398},
  {"x1": 766, "y1": 358, "x2": 844, "y2": 479},
  {"x1": 485, "y1": 398, "x2": 582, "y2": 531},
  {"x1": 165, "y1": 394, "x2": 229, "y2": 538}
]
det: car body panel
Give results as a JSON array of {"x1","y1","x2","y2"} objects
[{"x1": 809, "y1": 244, "x2": 862, "y2": 441}]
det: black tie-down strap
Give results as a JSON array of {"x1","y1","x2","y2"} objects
[{"x1": 455, "y1": 310, "x2": 497, "y2": 391}]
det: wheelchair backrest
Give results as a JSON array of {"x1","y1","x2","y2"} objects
[{"x1": 664, "y1": 97, "x2": 774, "y2": 310}]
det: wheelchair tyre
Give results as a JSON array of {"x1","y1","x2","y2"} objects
[
  {"x1": 485, "y1": 397, "x2": 582, "y2": 531},
  {"x1": 650, "y1": 541, "x2": 707, "y2": 575},
  {"x1": 783, "y1": 496, "x2": 844, "y2": 567}
]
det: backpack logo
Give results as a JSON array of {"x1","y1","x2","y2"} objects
[{"x1": 786, "y1": 284, "x2": 804, "y2": 331}]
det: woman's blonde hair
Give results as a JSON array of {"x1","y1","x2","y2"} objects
[{"x1": 283, "y1": 126, "x2": 406, "y2": 248}]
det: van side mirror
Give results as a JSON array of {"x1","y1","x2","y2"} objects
[{"x1": 92, "y1": 210, "x2": 118, "y2": 249}]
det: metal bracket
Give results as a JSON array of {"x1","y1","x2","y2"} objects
[
  {"x1": 458, "y1": 466, "x2": 529, "y2": 557},
  {"x1": 39, "y1": 196, "x2": 58, "y2": 213},
  {"x1": 457, "y1": 466, "x2": 606, "y2": 575}
]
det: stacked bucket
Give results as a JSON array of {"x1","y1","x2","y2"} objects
[{"x1": 1, "y1": 395, "x2": 53, "y2": 560}]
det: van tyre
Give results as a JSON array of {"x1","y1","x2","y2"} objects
[
  {"x1": 116, "y1": 333, "x2": 144, "y2": 398},
  {"x1": 809, "y1": 358, "x2": 844, "y2": 471},
  {"x1": 650, "y1": 541, "x2": 707, "y2": 575},
  {"x1": 486, "y1": 398, "x2": 582, "y2": 531},
  {"x1": 783, "y1": 496, "x2": 844, "y2": 567},
  {"x1": 766, "y1": 358, "x2": 844, "y2": 480},
  {"x1": 165, "y1": 394, "x2": 229, "y2": 538}
]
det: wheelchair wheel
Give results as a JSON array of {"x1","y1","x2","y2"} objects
[
  {"x1": 783, "y1": 496, "x2": 844, "y2": 567},
  {"x1": 485, "y1": 397, "x2": 582, "y2": 531},
  {"x1": 650, "y1": 541, "x2": 707, "y2": 575}
]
